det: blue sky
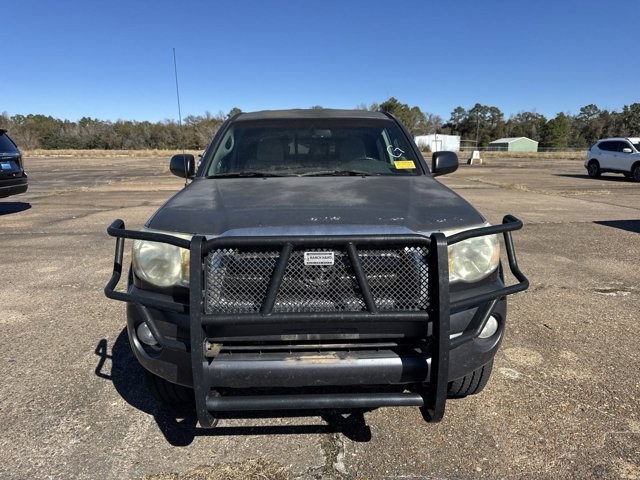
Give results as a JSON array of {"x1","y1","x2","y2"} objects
[{"x1": 2, "y1": 0, "x2": 639, "y2": 123}]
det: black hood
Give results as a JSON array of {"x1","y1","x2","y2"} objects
[{"x1": 147, "y1": 176, "x2": 485, "y2": 236}]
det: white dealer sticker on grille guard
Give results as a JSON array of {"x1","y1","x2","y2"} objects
[{"x1": 304, "y1": 252, "x2": 335, "y2": 266}]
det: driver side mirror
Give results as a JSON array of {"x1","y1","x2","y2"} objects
[
  {"x1": 170, "y1": 154, "x2": 195, "y2": 178},
  {"x1": 431, "y1": 151, "x2": 459, "y2": 177},
  {"x1": 622, "y1": 147, "x2": 633, "y2": 154}
]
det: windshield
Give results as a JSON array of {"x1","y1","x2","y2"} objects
[{"x1": 205, "y1": 119, "x2": 423, "y2": 177}]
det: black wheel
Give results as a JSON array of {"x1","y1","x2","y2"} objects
[
  {"x1": 632, "y1": 164, "x2": 640, "y2": 182},
  {"x1": 447, "y1": 360, "x2": 493, "y2": 398},
  {"x1": 587, "y1": 160, "x2": 601, "y2": 178},
  {"x1": 144, "y1": 370, "x2": 194, "y2": 413}
]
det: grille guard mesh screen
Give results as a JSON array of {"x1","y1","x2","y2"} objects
[{"x1": 204, "y1": 246, "x2": 429, "y2": 314}]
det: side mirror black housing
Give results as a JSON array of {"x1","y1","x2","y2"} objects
[
  {"x1": 431, "y1": 151, "x2": 459, "y2": 177},
  {"x1": 169, "y1": 154, "x2": 195, "y2": 178}
]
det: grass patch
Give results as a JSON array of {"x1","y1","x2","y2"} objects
[
  {"x1": 25, "y1": 148, "x2": 586, "y2": 162},
  {"x1": 479, "y1": 151, "x2": 586, "y2": 161},
  {"x1": 144, "y1": 459, "x2": 295, "y2": 480},
  {"x1": 24, "y1": 149, "x2": 201, "y2": 158},
  {"x1": 420, "y1": 150, "x2": 586, "y2": 161}
]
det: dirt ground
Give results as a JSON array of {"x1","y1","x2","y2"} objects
[{"x1": 0, "y1": 155, "x2": 638, "y2": 479}]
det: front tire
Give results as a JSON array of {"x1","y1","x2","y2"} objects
[
  {"x1": 632, "y1": 164, "x2": 640, "y2": 182},
  {"x1": 587, "y1": 160, "x2": 601, "y2": 178},
  {"x1": 144, "y1": 370, "x2": 194, "y2": 413},
  {"x1": 447, "y1": 360, "x2": 493, "y2": 398}
]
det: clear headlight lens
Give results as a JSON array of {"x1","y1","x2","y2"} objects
[
  {"x1": 132, "y1": 229, "x2": 192, "y2": 288},
  {"x1": 444, "y1": 225, "x2": 500, "y2": 283}
]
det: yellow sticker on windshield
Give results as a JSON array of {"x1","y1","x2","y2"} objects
[{"x1": 394, "y1": 160, "x2": 416, "y2": 169}]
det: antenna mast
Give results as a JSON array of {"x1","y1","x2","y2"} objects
[{"x1": 173, "y1": 48, "x2": 187, "y2": 186}]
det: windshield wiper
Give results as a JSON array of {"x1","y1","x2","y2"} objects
[
  {"x1": 206, "y1": 171, "x2": 289, "y2": 178},
  {"x1": 300, "y1": 170, "x2": 374, "y2": 177}
]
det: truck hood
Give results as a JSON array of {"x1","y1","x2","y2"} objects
[{"x1": 147, "y1": 176, "x2": 486, "y2": 236}]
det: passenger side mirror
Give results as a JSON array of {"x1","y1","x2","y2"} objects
[
  {"x1": 431, "y1": 151, "x2": 459, "y2": 177},
  {"x1": 622, "y1": 147, "x2": 633, "y2": 154},
  {"x1": 170, "y1": 154, "x2": 195, "y2": 178}
]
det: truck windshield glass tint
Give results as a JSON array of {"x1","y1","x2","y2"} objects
[{"x1": 206, "y1": 122, "x2": 422, "y2": 177}]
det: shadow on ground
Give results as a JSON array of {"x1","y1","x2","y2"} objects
[
  {"x1": 0, "y1": 202, "x2": 31, "y2": 215},
  {"x1": 594, "y1": 219, "x2": 640, "y2": 234},
  {"x1": 95, "y1": 329, "x2": 372, "y2": 446},
  {"x1": 554, "y1": 173, "x2": 632, "y2": 182}
]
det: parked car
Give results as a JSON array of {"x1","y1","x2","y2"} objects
[
  {"x1": 0, "y1": 129, "x2": 28, "y2": 198},
  {"x1": 105, "y1": 109, "x2": 528, "y2": 427},
  {"x1": 585, "y1": 137, "x2": 640, "y2": 181}
]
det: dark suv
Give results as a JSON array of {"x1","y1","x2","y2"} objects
[
  {"x1": 0, "y1": 129, "x2": 28, "y2": 198},
  {"x1": 105, "y1": 109, "x2": 528, "y2": 427}
]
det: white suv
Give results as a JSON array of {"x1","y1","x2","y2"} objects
[{"x1": 585, "y1": 137, "x2": 640, "y2": 181}]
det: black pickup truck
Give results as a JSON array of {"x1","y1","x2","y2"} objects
[{"x1": 105, "y1": 109, "x2": 528, "y2": 427}]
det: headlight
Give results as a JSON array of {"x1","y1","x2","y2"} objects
[
  {"x1": 132, "y1": 229, "x2": 192, "y2": 288},
  {"x1": 444, "y1": 225, "x2": 500, "y2": 283}
]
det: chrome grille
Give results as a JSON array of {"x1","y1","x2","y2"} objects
[{"x1": 204, "y1": 246, "x2": 429, "y2": 314}]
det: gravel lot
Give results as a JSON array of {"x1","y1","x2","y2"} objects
[{"x1": 0, "y1": 155, "x2": 638, "y2": 479}]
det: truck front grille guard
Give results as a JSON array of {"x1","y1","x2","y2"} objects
[
  {"x1": 203, "y1": 246, "x2": 431, "y2": 314},
  {"x1": 105, "y1": 215, "x2": 528, "y2": 427}
]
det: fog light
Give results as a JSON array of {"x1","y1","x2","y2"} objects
[
  {"x1": 478, "y1": 315, "x2": 499, "y2": 339},
  {"x1": 136, "y1": 322, "x2": 158, "y2": 346}
]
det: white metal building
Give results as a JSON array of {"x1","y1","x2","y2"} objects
[{"x1": 414, "y1": 134, "x2": 460, "y2": 152}]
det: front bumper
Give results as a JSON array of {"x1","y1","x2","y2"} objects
[
  {"x1": 125, "y1": 297, "x2": 507, "y2": 390},
  {"x1": 106, "y1": 216, "x2": 528, "y2": 426}
]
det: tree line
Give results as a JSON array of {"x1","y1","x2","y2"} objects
[
  {"x1": 444, "y1": 103, "x2": 640, "y2": 149},
  {"x1": 2, "y1": 100, "x2": 639, "y2": 151},
  {"x1": 0, "y1": 112, "x2": 227, "y2": 150},
  {"x1": 367, "y1": 99, "x2": 640, "y2": 150}
]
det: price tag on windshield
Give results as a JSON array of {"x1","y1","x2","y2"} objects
[{"x1": 393, "y1": 160, "x2": 416, "y2": 169}]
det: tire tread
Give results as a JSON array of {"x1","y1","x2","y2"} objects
[
  {"x1": 447, "y1": 360, "x2": 493, "y2": 398},
  {"x1": 144, "y1": 370, "x2": 194, "y2": 411}
]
